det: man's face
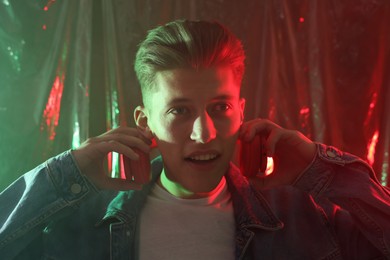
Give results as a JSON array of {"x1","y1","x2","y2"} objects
[{"x1": 137, "y1": 67, "x2": 245, "y2": 194}]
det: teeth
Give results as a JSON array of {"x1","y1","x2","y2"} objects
[{"x1": 190, "y1": 154, "x2": 218, "y2": 161}]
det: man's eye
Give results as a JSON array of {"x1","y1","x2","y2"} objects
[
  {"x1": 214, "y1": 103, "x2": 232, "y2": 112},
  {"x1": 168, "y1": 107, "x2": 188, "y2": 115}
]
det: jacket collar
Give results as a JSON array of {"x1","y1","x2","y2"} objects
[
  {"x1": 225, "y1": 162, "x2": 284, "y2": 231},
  {"x1": 101, "y1": 156, "x2": 283, "y2": 232},
  {"x1": 99, "y1": 157, "x2": 163, "y2": 225}
]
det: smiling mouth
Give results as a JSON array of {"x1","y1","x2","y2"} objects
[{"x1": 185, "y1": 153, "x2": 220, "y2": 163}]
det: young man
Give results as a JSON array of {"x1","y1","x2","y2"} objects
[{"x1": 1, "y1": 20, "x2": 389, "y2": 259}]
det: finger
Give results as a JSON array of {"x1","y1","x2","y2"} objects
[
  {"x1": 97, "y1": 134, "x2": 151, "y2": 154},
  {"x1": 102, "y1": 126, "x2": 153, "y2": 147},
  {"x1": 239, "y1": 122, "x2": 249, "y2": 139},
  {"x1": 137, "y1": 127, "x2": 154, "y2": 143},
  {"x1": 240, "y1": 120, "x2": 262, "y2": 141},
  {"x1": 129, "y1": 150, "x2": 151, "y2": 184},
  {"x1": 136, "y1": 127, "x2": 158, "y2": 149},
  {"x1": 241, "y1": 119, "x2": 276, "y2": 142},
  {"x1": 264, "y1": 128, "x2": 283, "y2": 156},
  {"x1": 95, "y1": 140, "x2": 141, "y2": 160},
  {"x1": 121, "y1": 135, "x2": 152, "y2": 153}
]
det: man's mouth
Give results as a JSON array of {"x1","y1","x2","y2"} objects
[
  {"x1": 187, "y1": 153, "x2": 219, "y2": 161},
  {"x1": 184, "y1": 151, "x2": 220, "y2": 163}
]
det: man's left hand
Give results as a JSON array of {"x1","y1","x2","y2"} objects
[{"x1": 239, "y1": 119, "x2": 316, "y2": 189}]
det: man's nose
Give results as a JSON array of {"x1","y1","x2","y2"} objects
[{"x1": 190, "y1": 112, "x2": 217, "y2": 144}]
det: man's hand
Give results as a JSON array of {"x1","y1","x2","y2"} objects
[
  {"x1": 71, "y1": 126, "x2": 153, "y2": 191},
  {"x1": 239, "y1": 119, "x2": 316, "y2": 190}
]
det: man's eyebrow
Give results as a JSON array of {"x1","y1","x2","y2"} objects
[
  {"x1": 167, "y1": 98, "x2": 191, "y2": 106},
  {"x1": 212, "y1": 94, "x2": 236, "y2": 101}
]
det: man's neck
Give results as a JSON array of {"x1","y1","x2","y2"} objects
[{"x1": 158, "y1": 168, "x2": 223, "y2": 199}]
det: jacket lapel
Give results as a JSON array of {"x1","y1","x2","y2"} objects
[{"x1": 225, "y1": 162, "x2": 284, "y2": 259}]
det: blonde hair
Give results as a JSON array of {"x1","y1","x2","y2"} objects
[{"x1": 134, "y1": 20, "x2": 245, "y2": 105}]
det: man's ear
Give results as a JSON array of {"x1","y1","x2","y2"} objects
[
  {"x1": 134, "y1": 105, "x2": 149, "y2": 130},
  {"x1": 239, "y1": 98, "x2": 246, "y2": 124}
]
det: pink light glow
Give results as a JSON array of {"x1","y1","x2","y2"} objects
[
  {"x1": 299, "y1": 106, "x2": 311, "y2": 130},
  {"x1": 108, "y1": 152, "x2": 112, "y2": 175},
  {"x1": 300, "y1": 107, "x2": 310, "y2": 115},
  {"x1": 299, "y1": 17, "x2": 305, "y2": 23},
  {"x1": 364, "y1": 92, "x2": 378, "y2": 127},
  {"x1": 367, "y1": 130, "x2": 379, "y2": 166},
  {"x1": 41, "y1": 75, "x2": 64, "y2": 140}
]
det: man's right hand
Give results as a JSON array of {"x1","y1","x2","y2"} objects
[{"x1": 71, "y1": 126, "x2": 152, "y2": 191}]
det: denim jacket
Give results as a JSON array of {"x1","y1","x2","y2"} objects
[{"x1": 1, "y1": 143, "x2": 389, "y2": 259}]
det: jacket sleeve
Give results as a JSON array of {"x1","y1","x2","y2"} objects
[
  {"x1": 293, "y1": 143, "x2": 390, "y2": 258},
  {"x1": 0, "y1": 150, "x2": 98, "y2": 259}
]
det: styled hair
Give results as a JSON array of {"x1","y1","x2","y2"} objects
[{"x1": 134, "y1": 20, "x2": 245, "y2": 104}]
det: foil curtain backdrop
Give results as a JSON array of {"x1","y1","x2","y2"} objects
[{"x1": 0, "y1": 0, "x2": 389, "y2": 191}]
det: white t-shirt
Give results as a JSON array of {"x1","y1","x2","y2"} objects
[{"x1": 139, "y1": 175, "x2": 235, "y2": 260}]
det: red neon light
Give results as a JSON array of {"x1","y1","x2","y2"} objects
[
  {"x1": 367, "y1": 130, "x2": 379, "y2": 166},
  {"x1": 108, "y1": 152, "x2": 112, "y2": 174},
  {"x1": 300, "y1": 107, "x2": 310, "y2": 115},
  {"x1": 41, "y1": 75, "x2": 64, "y2": 140},
  {"x1": 367, "y1": 92, "x2": 378, "y2": 119}
]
